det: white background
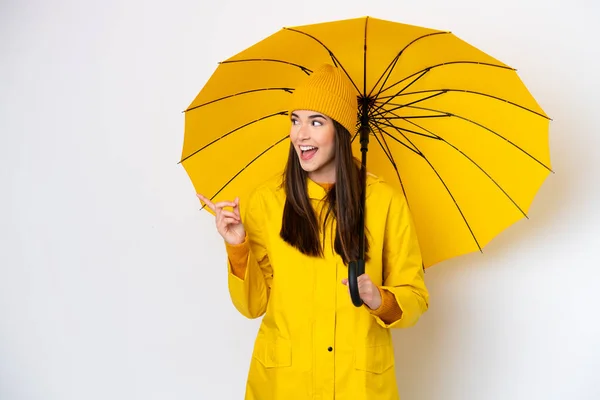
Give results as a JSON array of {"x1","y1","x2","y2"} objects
[{"x1": 1, "y1": 0, "x2": 599, "y2": 399}]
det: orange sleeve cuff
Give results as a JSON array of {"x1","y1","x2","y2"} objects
[
  {"x1": 368, "y1": 286, "x2": 404, "y2": 324},
  {"x1": 225, "y1": 234, "x2": 249, "y2": 279}
]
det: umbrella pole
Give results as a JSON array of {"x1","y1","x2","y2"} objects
[{"x1": 348, "y1": 98, "x2": 370, "y2": 307}]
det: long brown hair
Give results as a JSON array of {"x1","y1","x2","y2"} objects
[{"x1": 279, "y1": 120, "x2": 369, "y2": 264}]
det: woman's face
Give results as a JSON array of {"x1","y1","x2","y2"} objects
[{"x1": 290, "y1": 110, "x2": 337, "y2": 183}]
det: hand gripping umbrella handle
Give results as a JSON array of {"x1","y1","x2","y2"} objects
[{"x1": 348, "y1": 259, "x2": 365, "y2": 307}]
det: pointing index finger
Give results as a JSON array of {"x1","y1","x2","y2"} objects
[{"x1": 197, "y1": 193, "x2": 216, "y2": 212}]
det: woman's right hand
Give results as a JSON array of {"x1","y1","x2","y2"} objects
[{"x1": 197, "y1": 194, "x2": 246, "y2": 245}]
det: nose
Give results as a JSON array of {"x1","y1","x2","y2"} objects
[{"x1": 297, "y1": 123, "x2": 310, "y2": 141}]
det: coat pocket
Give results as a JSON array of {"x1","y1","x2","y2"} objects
[
  {"x1": 354, "y1": 343, "x2": 395, "y2": 374},
  {"x1": 252, "y1": 337, "x2": 292, "y2": 369}
]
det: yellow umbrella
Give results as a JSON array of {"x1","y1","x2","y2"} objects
[{"x1": 181, "y1": 16, "x2": 551, "y2": 282}]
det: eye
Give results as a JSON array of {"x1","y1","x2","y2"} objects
[
  {"x1": 291, "y1": 118, "x2": 298, "y2": 125},
  {"x1": 312, "y1": 120, "x2": 323, "y2": 126}
]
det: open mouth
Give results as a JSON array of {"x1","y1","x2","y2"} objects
[{"x1": 300, "y1": 145, "x2": 318, "y2": 161}]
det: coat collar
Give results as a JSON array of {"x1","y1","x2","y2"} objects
[{"x1": 307, "y1": 177, "x2": 329, "y2": 200}]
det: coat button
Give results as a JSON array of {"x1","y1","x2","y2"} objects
[{"x1": 328, "y1": 346, "x2": 333, "y2": 352}]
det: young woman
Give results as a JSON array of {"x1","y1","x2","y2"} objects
[{"x1": 197, "y1": 64, "x2": 429, "y2": 400}]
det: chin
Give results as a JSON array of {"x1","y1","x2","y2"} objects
[{"x1": 298, "y1": 163, "x2": 317, "y2": 173}]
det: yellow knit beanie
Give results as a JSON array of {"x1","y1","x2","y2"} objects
[{"x1": 289, "y1": 64, "x2": 358, "y2": 135}]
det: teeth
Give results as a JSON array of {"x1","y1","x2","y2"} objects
[{"x1": 300, "y1": 146, "x2": 317, "y2": 151}]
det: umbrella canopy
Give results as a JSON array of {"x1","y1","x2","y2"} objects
[{"x1": 181, "y1": 15, "x2": 552, "y2": 273}]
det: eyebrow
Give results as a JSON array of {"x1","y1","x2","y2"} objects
[{"x1": 291, "y1": 113, "x2": 326, "y2": 119}]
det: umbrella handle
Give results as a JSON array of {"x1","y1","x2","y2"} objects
[
  {"x1": 348, "y1": 100, "x2": 371, "y2": 308},
  {"x1": 348, "y1": 259, "x2": 365, "y2": 307}
]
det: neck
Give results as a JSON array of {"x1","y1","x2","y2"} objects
[
  {"x1": 308, "y1": 173, "x2": 335, "y2": 184},
  {"x1": 308, "y1": 165, "x2": 336, "y2": 184}
]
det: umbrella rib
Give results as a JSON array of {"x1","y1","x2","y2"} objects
[
  {"x1": 373, "y1": 93, "x2": 448, "y2": 116},
  {"x1": 202, "y1": 135, "x2": 290, "y2": 209},
  {"x1": 368, "y1": 31, "x2": 450, "y2": 99},
  {"x1": 179, "y1": 111, "x2": 288, "y2": 163},
  {"x1": 219, "y1": 59, "x2": 312, "y2": 75},
  {"x1": 394, "y1": 115, "x2": 449, "y2": 119},
  {"x1": 373, "y1": 117, "x2": 483, "y2": 252},
  {"x1": 377, "y1": 61, "x2": 515, "y2": 98},
  {"x1": 368, "y1": 120, "x2": 408, "y2": 202},
  {"x1": 184, "y1": 88, "x2": 293, "y2": 112},
  {"x1": 350, "y1": 118, "x2": 364, "y2": 143},
  {"x1": 369, "y1": 105, "x2": 441, "y2": 140},
  {"x1": 374, "y1": 103, "x2": 553, "y2": 172},
  {"x1": 378, "y1": 88, "x2": 549, "y2": 120},
  {"x1": 367, "y1": 121, "x2": 395, "y2": 163},
  {"x1": 370, "y1": 84, "x2": 442, "y2": 118},
  {"x1": 370, "y1": 122, "x2": 424, "y2": 156},
  {"x1": 402, "y1": 117, "x2": 529, "y2": 218},
  {"x1": 284, "y1": 27, "x2": 361, "y2": 95},
  {"x1": 374, "y1": 101, "x2": 450, "y2": 119},
  {"x1": 372, "y1": 118, "x2": 441, "y2": 141}
]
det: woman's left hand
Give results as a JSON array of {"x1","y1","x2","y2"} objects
[{"x1": 341, "y1": 274, "x2": 382, "y2": 310}]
